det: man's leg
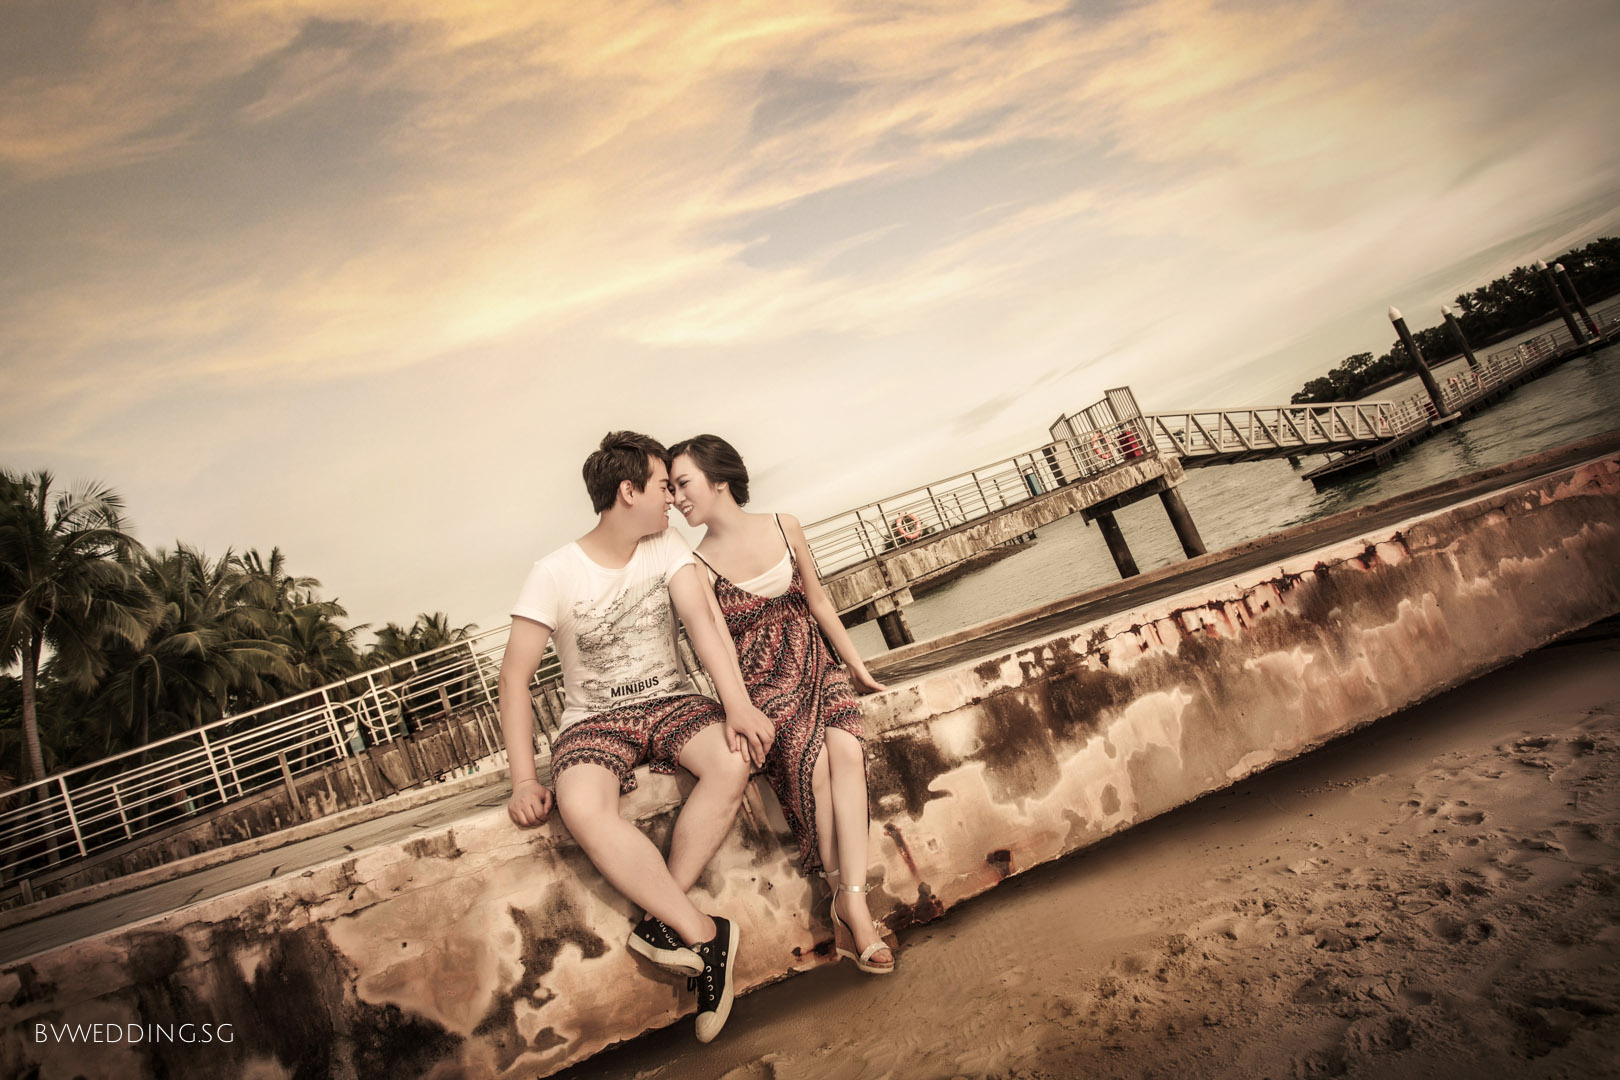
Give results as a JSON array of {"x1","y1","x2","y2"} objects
[
  {"x1": 667, "y1": 723, "x2": 751, "y2": 896},
  {"x1": 555, "y1": 762, "x2": 716, "y2": 947}
]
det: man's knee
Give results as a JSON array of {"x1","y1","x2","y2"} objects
[
  {"x1": 682, "y1": 723, "x2": 750, "y2": 791},
  {"x1": 554, "y1": 765, "x2": 622, "y2": 833},
  {"x1": 706, "y1": 742, "x2": 751, "y2": 796}
]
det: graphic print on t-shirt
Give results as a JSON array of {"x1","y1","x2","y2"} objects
[{"x1": 571, "y1": 574, "x2": 682, "y2": 708}]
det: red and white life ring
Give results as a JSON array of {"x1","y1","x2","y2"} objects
[
  {"x1": 893, "y1": 512, "x2": 922, "y2": 541},
  {"x1": 1090, "y1": 432, "x2": 1115, "y2": 461}
]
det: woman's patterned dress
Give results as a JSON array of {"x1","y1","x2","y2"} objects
[{"x1": 697, "y1": 525, "x2": 863, "y2": 874}]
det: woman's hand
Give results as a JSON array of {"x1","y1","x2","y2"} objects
[
  {"x1": 508, "y1": 777, "x2": 555, "y2": 827},
  {"x1": 850, "y1": 668, "x2": 888, "y2": 694}
]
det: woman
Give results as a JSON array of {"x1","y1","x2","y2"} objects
[{"x1": 669, "y1": 435, "x2": 895, "y2": 974}]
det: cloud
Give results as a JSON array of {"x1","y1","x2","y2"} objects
[{"x1": 3, "y1": 0, "x2": 1620, "y2": 628}]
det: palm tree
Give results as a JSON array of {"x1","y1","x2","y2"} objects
[
  {"x1": 273, "y1": 604, "x2": 365, "y2": 692},
  {"x1": 238, "y1": 547, "x2": 361, "y2": 694},
  {"x1": 0, "y1": 471, "x2": 152, "y2": 785},
  {"x1": 368, "y1": 612, "x2": 478, "y2": 664},
  {"x1": 94, "y1": 546, "x2": 292, "y2": 754}
]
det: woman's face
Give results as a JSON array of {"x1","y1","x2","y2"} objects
[{"x1": 671, "y1": 453, "x2": 722, "y2": 526}]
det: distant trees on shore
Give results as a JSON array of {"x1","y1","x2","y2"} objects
[
  {"x1": 0, "y1": 471, "x2": 473, "y2": 788},
  {"x1": 1292, "y1": 237, "x2": 1620, "y2": 404}
]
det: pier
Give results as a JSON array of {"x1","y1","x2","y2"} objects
[
  {"x1": 1301, "y1": 305, "x2": 1618, "y2": 487},
  {"x1": 810, "y1": 303, "x2": 1617, "y2": 645},
  {"x1": 3, "y1": 431, "x2": 1618, "y2": 1080},
  {"x1": 806, "y1": 388, "x2": 1408, "y2": 647}
]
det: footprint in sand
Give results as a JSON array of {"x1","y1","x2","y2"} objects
[{"x1": 1426, "y1": 914, "x2": 1496, "y2": 945}]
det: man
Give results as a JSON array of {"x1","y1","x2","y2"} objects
[{"x1": 500, "y1": 431, "x2": 775, "y2": 1044}]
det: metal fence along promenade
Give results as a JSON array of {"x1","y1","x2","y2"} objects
[{"x1": 0, "y1": 631, "x2": 562, "y2": 902}]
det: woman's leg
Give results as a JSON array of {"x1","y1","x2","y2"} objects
[
  {"x1": 825, "y1": 728, "x2": 892, "y2": 965},
  {"x1": 810, "y1": 744, "x2": 837, "y2": 875}
]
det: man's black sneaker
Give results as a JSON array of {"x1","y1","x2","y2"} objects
[
  {"x1": 690, "y1": 915, "x2": 739, "y2": 1043},
  {"x1": 627, "y1": 915, "x2": 704, "y2": 976}
]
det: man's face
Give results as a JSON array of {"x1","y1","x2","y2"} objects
[{"x1": 631, "y1": 455, "x2": 674, "y2": 536}]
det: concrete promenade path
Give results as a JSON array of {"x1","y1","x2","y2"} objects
[{"x1": 0, "y1": 780, "x2": 512, "y2": 965}]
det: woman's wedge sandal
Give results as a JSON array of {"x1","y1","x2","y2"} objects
[{"x1": 830, "y1": 881, "x2": 896, "y2": 974}]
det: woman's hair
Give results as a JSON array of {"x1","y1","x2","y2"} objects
[
  {"x1": 668, "y1": 434, "x2": 750, "y2": 506},
  {"x1": 583, "y1": 431, "x2": 669, "y2": 513}
]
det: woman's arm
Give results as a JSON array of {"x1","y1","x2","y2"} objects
[
  {"x1": 699, "y1": 557, "x2": 743, "y2": 674},
  {"x1": 781, "y1": 514, "x2": 888, "y2": 693}
]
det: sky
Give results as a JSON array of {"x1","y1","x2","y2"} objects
[{"x1": 3, "y1": 0, "x2": 1619, "y2": 637}]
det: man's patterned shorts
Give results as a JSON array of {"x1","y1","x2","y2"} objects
[{"x1": 550, "y1": 694, "x2": 726, "y2": 794}]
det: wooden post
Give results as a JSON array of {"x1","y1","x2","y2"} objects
[
  {"x1": 1389, "y1": 307, "x2": 1453, "y2": 420},
  {"x1": 1535, "y1": 260, "x2": 1589, "y2": 349},
  {"x1": 277, "y1": 752, "x2": 304, "y2": 822},
  {"x1": 1441, "y1": 304, "x2": 1480, "y2": 371},
  {"x1": 1554, "y1": 263, "x2": 1600, "y2": 339}
]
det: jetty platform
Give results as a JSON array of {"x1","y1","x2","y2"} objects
[{"x1": 3, "y1": 432, "x2": 1619, "y2": 1080}]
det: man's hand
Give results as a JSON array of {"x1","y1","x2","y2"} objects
[
  {"x1": 508, "y1": 777, "x2": 554, "y2": 827},
  {"x1": 725, "y1": 704, "x2": 776, "y2": 769}
]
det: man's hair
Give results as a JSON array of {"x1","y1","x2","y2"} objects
[
  {"x1": 668, "y1": 434, "x2": 750, "y2": 507},
  {"x1": 583, "y1": 431, "x2": 669, "y2": 513}
]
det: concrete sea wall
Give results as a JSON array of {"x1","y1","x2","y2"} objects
[{"x1": 4, "y1": 449, "x2": 1619, "y2": 1080}]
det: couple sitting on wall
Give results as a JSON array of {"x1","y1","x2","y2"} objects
[{"x1": 499, "y1": 431, "x2": 895, "y2": 1044}]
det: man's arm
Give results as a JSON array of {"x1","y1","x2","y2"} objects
[
  {"x1": 499, "y1": 616, "x2": 557, "y2": 826},
  {"x1": 668, "y1": 562, "x2": 775, "y2": 767}
]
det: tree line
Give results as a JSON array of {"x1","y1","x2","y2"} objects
[
  {"x1": 0, "y1": 471, "x2": 476, "y2": 791},
  {"x1": 1292, "y1": 237, "x2": 1620, "y2": 404}
]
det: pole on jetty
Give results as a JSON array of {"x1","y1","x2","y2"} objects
[
  {"x1": 1388, "y1": 307, "x2": 1454, "y2": 420},
  {"x1": 1535, "y1": 260, "x2": 1590, "y2": 350},
  {"x1": 1553, "y1": 263, "x2": 1601, "y2": 340},
  {"x1": 1158, "y1": 488, "x2": 1206, "y2": 558},
  {"x1": 1440, "y1": 304, "x2": 1479, "y2": 371},
  {"x1": 1095, "y1": 511, "x2": 1140, "y2": 579},
  {"x1": 876, "y1": 607, "x2": 914, "y2": 650}
]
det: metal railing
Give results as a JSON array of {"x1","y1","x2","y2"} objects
[
  {"x1": 1138, "y1": 401, "x2": 1411, "y2": 462},
  {"x1": 803, "y1": 418, "x2": 1155, "y2": 578},
  {"x1": 0, "y1": 629, "x2": 565, "y2": 894},
  {"x1": 1440, "y1": 300, "x2": 1618, "y2": 414}
]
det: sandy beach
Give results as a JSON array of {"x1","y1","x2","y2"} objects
[{"x1": 558, "y1": 627, "x2": 1620, "y2": 1080}]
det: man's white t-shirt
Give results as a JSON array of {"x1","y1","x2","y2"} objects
[{"x1": 510, "y1": 528, "x2": 699, "y2": 731}]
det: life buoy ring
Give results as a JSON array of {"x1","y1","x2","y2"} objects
[
  {"x1": 1090, "y1": 432, "x2": 1115, "y2": 461},
  {"x1": 893, "y1": 512, "x2": 922, "y2": 541}
]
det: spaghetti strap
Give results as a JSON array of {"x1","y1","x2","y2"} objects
[
  {"x1": 774, "y1": 513, "x2": 795, "y2": 564},
  {"x1": 691, "y1": 549, "x2": 721, "y2": 582}
]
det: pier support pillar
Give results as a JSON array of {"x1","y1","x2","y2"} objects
[
  {"x1": 1536, "y1": 260, "x2": 1591, "y2": 352},
  {"x1": 1095, "y1": 511, "x2": 1140, "y2": 579},
  {"x1": 1441, "y1": 305, "x2": 1479, "y2": 371},
  {"x1": 1389, "y1": 307, "x2": 1455, "y2": 420},
  {"x1": 877, "y1": 608, "x2": 914, "y2": 650},
  {"x1": 1159, "y1": 488, "x2": 1206, "y2": 559},
  {"x1": 1554, "y1": 263, "x2": 1601, "y2": 340}
]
